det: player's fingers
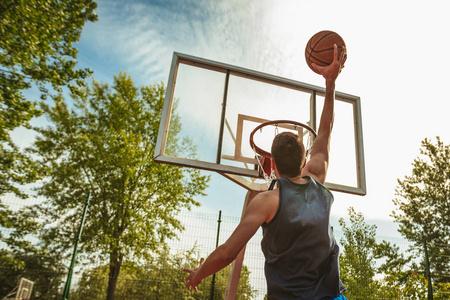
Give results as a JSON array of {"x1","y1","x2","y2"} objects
[
  {"x1": 194, "y1": 286, "x2": 198, "y2": 292},
  {"x1": 183, "y1": 268, "x2": 192, "y2": 273},
  {"x1": 333, "y1": 44, "x2": 338, "y2": 61},
  {"x1": 339, "y1": 46, "x2": 346, "y2": 63},
  {"x1": 199, "y1": 257, "x2": 205, "y2": 266}
]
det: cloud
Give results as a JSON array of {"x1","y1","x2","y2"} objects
[{"x1": 78, "y1": 0, "x2": 279, "y2": 85}]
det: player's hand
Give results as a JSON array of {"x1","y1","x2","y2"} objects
[
  {"x1": 183, "y1": 257, "x2": 205, "y2": 292},
  {"x1": 312, "y1": 44, "x2": 346, "y2": 81}
]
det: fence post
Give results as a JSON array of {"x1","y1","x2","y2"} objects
[
  {"x1": 62, "y1": 192, "x2": 91, "y2": 300},
  {"x1": 423, "y1": 237, "x2": 433, "y2": 300},
  {"x1": 210, "y1": 210, "x2": 222, "y2": 300}
]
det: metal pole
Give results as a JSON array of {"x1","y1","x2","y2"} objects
[
  {"x1": 423, "y1": 237, "x2": 433, "y2": 300},
  {"x1": 216, "y1": 70, "x2": 230, "y2": 165},
  {"x1": 62, "y1": 192, "x2": 91, "y2": 300},
  {"x1": 224, "y1": 191, "x2": 258, "y2": 299},
  {"x1": 210, "y1": 210, "x2": 222, "y2": 300}
]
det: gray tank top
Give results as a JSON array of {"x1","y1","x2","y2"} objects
[{"x1": 261, "y1": 177, "x2": 345, "y2": 299}]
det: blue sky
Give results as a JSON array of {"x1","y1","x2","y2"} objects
[{"x1": 14, "y1": 0, "x2": 450, "y2": 238}]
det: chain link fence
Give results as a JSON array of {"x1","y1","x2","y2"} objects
[{"x1": 1, "y1": 192, "x2": 446, "y2": 299}]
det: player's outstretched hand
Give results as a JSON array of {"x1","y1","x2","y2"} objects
[
  {"x1": 183, "y1": 257, "x2": 205, "y2": 292},
  {"x1": 312, "y1": 44, "x2": 345, "y2": 82}
]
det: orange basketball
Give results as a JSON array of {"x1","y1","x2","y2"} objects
[{"x1": 305, "y1": 30, "x2": 347, "y2": 74}]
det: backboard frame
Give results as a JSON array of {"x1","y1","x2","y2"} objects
[{"x1": 154, "y1": 52, "x2": 366, "y2": 195}]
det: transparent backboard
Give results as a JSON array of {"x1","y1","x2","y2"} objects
[{"x1": 154, "y1": 52, "x2": 366, "y2": 195}]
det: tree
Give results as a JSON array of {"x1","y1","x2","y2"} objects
[
  {"x1": 382, "y1": 272, "x2": 450, "y2": 300},
  {"x1": 29, "y1": 74, "x2": 209, "y2": 300},
  {"x1": 72, "y1": 246, "x2": 256, "y2": 299},
  {"x1": 0, "y1": 247, "x2": 66, "y2": 299},
  {"x1": 392, "y1": 137, "x2": 450, "y2": 284},
  {"x1": 0, "y1": 0, "x2": 97, "y2": 197},
  {"x1": 339, "y1": 207, "x2": 382, "y2": 297},
  {"x1": 0, "y1": 202, "x2": 65, "y2": 299},
  {"x1": 339, "y1": 207, "x2": 450, "y2": 298},
  {"x1": 338, "y1": 207, "x2": 410, "y2": 298}
]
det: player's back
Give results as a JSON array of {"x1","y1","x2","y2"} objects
[{"x1": 261, "y1": 176, "x2": 345, "y2": 299}]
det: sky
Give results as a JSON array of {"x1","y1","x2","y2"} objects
[{"x1": 14, "y1": 0, "x2": 450, "y2": 237}]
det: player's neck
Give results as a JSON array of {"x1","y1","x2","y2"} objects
[{"x1": 285, "y1": 174, "x2": 309, "y2": 184}]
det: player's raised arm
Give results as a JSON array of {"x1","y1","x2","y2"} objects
[
  {"x1": 301, "y1": 44, "x2": 346, "y2": 184},
  {"x1": 183, "y1": 191, "x2": 275, "y2": 291}
]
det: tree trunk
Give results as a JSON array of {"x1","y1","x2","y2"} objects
[{"x1": 106, "y1": 250, "x2": 123, "y2": 300}]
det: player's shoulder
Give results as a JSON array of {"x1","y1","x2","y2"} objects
[
  {"x1": 256, "y1": 188, "x2": 279, "y2": 200},
  {"x1": 301, "y1": 162, "x2": 326, "y2": 185},
  {"x1": 250, "y1": 188, "x2": 279, "y2": 209},
  {"x1": 249, "y1": 189, "x2": 279, "y2": 223}
]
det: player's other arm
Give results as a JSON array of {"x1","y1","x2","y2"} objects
[
  {"x1": 302, "y1": 44, "x2": 345, "y2": 184},
  {"x1": 183, "y1": 191, "x2": 274, "y2": 291}
]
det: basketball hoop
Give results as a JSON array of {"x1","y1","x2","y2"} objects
[{"x1": 249, "y1": 120, "x2": 317, "y2": 188}]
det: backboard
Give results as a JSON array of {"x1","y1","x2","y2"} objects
[{"x1": 154, "y1": 52, "x2": 366, "y2": 195}]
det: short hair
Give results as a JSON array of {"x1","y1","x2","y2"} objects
[{"x1": 271, "y1": 132, "x2": 305, "y2": 177}]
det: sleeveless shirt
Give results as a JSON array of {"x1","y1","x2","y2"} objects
[{"x1": 261, "y1": 176, "x2": 345, "y2": 299}]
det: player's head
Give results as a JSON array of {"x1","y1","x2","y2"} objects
[{"x1": 271, "y1": 132, "x2": 305, "y2": 178}]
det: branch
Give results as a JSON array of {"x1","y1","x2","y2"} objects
[{"x1": 0, "y1": 68, "x2": 32, "y2": 80}]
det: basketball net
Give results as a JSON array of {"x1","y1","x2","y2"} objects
[{"x1": 252, "y1": 147, "x2": 277, "y2": 188}]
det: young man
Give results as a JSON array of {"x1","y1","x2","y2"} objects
[{"x1": 184, "y1": 44, "x2": 347, "y2": 300}]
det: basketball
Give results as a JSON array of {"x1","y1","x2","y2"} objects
[{"x1": 305, "y1": 30, "x2": 347, "y2": 74}]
